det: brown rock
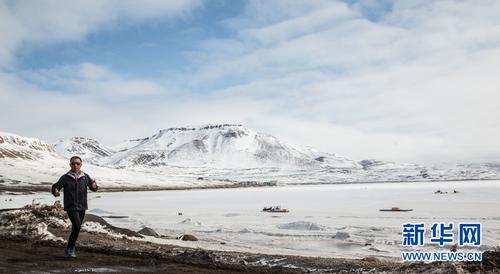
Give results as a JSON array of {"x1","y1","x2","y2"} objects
[{"x1": 178, "y1": 234, "x2": 198, "y2": 241}]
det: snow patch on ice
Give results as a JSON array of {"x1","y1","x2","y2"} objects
[
  {"x1": 82, "y1": 221, "x2": 128, "y2": 239},
  {"x1": 239, "y1": 228, "x2": 253, "y2": 233},
  {"x1": 178, "y1": 218, "x2": 203, "y2": 226},
  {"x1": 277, "y1": 221, "x2": 327, "y2": 231},
  {"x1": 89, "y1": 208, "x2": 114, "y2": 215},
  {"x1": 333, "y1": 231, "x2": 350, "y2": 240}
]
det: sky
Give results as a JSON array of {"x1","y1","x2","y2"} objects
[{"x1": 1, "y1": 0, "x2": 500, "y2": 165}]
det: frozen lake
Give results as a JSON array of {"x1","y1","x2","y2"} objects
[{"x1": 2, "y1": 180, "x2": 499, "y2": 258}]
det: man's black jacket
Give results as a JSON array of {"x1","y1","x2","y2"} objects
[{"x1": 51, "y1": 171, "x2": 98, "y2": 211}]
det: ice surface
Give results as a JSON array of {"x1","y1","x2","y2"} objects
[
  {"x1": 93, "y1": 181, "x2": 500, "y2": 258},
  {"x1": 89, "y1": 208, "x2": 114, "y2": 215},
  {"x1": 4, "y1": 181, "x2": 497, "y2": 258}
]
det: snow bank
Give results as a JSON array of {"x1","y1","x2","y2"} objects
[
  {"x1": 277, "y1": 221, "x2": 327, "y2": 231},
  {"x1": 178, "y1": 218, "x2": 203, "y2": 226},
  {"x1": 333, "y1": 231, "x2": 350, "y2": 240},
  {"x1": 0, "y1": 206, "x2": 65, "y2": 242}
]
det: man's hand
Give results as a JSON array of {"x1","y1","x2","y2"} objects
[
  {"x1": 91, "y1": 181, "x2": 97, "y2": 190},
  {"x1": 53, "y1": 189, "x2": 60, "y2": 197}
]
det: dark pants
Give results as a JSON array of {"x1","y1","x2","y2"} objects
[{"x1": 66, "y1": 210, "x2": 85, "y2": 248}]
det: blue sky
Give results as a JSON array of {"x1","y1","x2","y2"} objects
[
  {"x1": 1, "y1": 0, "x2": 500, "y2": 164},
  {"x1": 16, "y1": 1, "x2": 245, "y2": 79}
]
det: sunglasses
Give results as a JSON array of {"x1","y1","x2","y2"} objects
[{"x1": 70, "y1": 162, "x2": 81, "y2": 166}]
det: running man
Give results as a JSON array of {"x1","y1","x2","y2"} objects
[{"x1": 52, "y1": 156, "x2": 98, "y2": 257}]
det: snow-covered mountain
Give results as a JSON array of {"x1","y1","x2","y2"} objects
[
  {"x1": 0, "y1": 132, "x2": 58, "y2": 160},
  {"x1": 99, "y1": 124, "x2": 359, "y2": 168},
  {"x1": 53, "y1": 137, "x2": 114, "y2": 163},
  {"x1": 1, "y1": 127, "x2": 500, "y2": 191},
  {"x1": 0, "y1": 131, "x2": 234, "y2": 190}
]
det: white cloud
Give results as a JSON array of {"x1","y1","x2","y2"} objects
[
  {"x1": 23, "y1": 63, "x2": 167, "y2": 97},
  {"x1": 0, "y1": 71, "x2": 273, "y2": 146},
  {"x1": 1, "y1": 0, "x2": 500, "y2": 164},
  {"x1": 179, "y1": 0, "x2": 500, "y2": 163},
  {"x1": 0, "y1": 0, "x2": 202, "y2": 66}
]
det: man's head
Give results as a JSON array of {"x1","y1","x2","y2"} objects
[{"x1": 69, "y1": 156, "x2": 82, "y2": 173}]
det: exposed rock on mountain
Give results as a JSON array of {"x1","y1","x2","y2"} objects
[
  {"x1": 0, "y1": 132, "x2": 57, "y2": 160},
  {"x1": 53, "y1": 137, "x2": 114, "y2": 163},
  {"x1": 98, "y1": 124, "x2": 359, "y2": 169}
]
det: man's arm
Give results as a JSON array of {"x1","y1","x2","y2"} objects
[
  {"x1": 86, "y1": 174, "x2": 98, "y2": 192},
  {"x1": 51, "y1": 176, "x2": 64, "y2": 197}
]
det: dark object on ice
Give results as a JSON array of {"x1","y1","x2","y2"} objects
[
  {"x1": 379, "y1": 207, "x2": 413, "y2": 212},
  {"x1": 102, "y1": 215, "x2": 128, "y2": 219},
  {"x1": 178, "y1": 212, "x2": 183, "y2": 215},
  {"x1": 262, "y1": 206, "x2": 289, "y2": 213},
  {"x1": 434, "y1": 190, "x2": 448, "y2": 194},
  {"x1": 435, "y1": 189, "x2": 458, "y2": 194},
  {"x1": 138, "y1": 227, "x2": 159, "y2": 237},
  {"x1": 177, "y1": 234, "x2": 198, "y2": 241}
]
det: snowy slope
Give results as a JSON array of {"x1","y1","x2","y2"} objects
[
  {"x1": 100, "y1": 124, "x2": 359, "y2": 169},
  {"x1": 53, "y1": 137, "x2": 114, "y2": 164},
  {"x1": 1, "y1": 128, "x2": 500, "y2": 191},
  {"x1": 0, "y1": 132, "x2": 223, "y2": 190},
  {"x1": 0, "y1": 132, "x2": 58, "y2": 160},
  {"x1": 111, "y1": 138, "x2": 149, "y2": 152}
]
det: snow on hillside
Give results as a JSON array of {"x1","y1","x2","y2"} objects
[
  {"x1": 99, "y1": 124, "x2": 359, "y2": 169},
  {"x1": 111, "y1": 138, "x2": 148, "y2": 152},
  {"x1": 53, "y1": 137, "x2": 114, "y2": 163},
  {"x1": 0, "y1": 155, "x2": 224, "y2": 190},
  {"x1": 0, "y1": 132, "x2": 58, "y2": 160},
  {"x1": 1, "y1": 127, "x2": 500, "y2": 191},
  {"x1": 0, "y1": 131, "x2": 226, "y2": 190}
]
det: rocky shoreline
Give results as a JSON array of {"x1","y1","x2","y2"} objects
[{"x1": 0, "y1": 204, "x2": 499, "y2": 273}]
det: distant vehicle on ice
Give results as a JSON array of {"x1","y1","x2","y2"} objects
[
  {"x1": 262, "y1": 206, "x2": 289, "y2": 213},
  {"x1": 379, "y1": 207, "x2": 413, "y2": 212}
]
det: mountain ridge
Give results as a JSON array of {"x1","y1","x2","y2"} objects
[
  {"x1": 0, "y1": 131, "x2": 57, "y2": 160},
  {"x1": 2, "y1": 128, "x2": 500, "y2": 189},
  {"x1": 96, "y1": 124, "x2": 358, "y2": 169}
]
